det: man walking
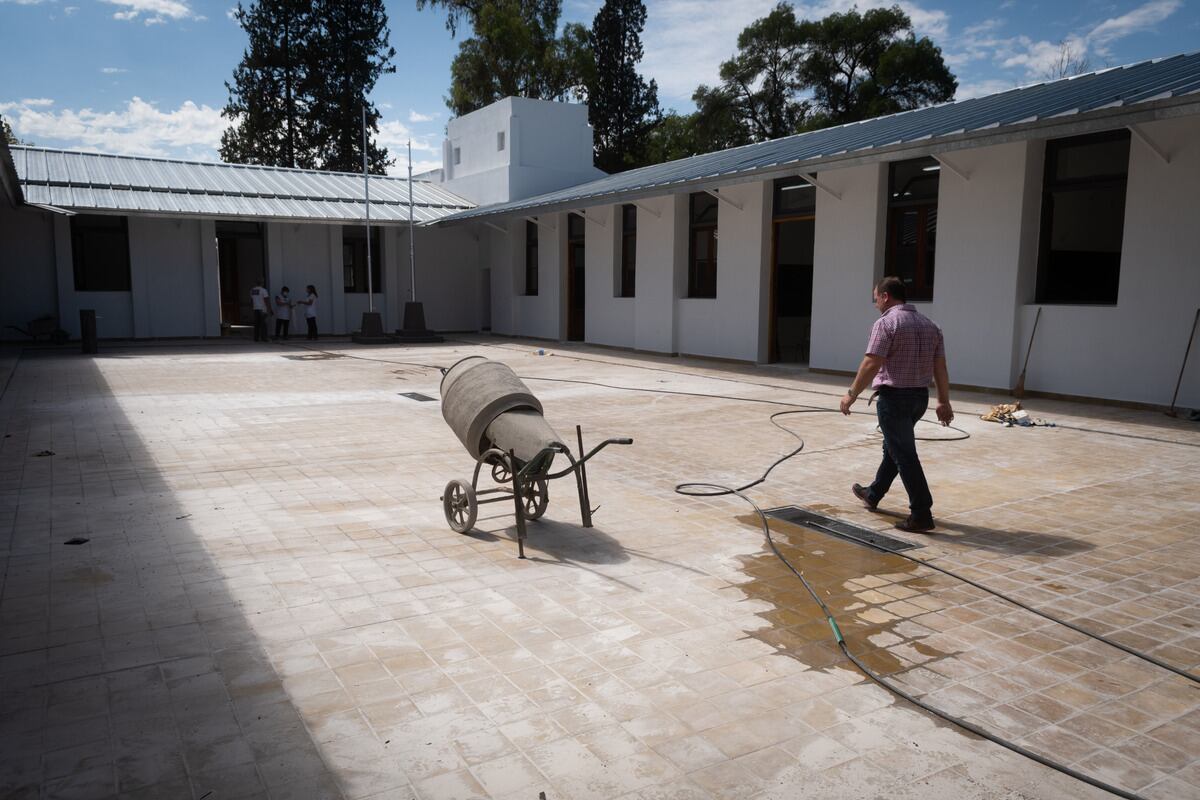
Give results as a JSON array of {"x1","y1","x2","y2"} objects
[
  {"x1": 250, "y1": 277, "x2": 271, "y2": 343},
  {"x1": 840, "y1": 276, "x2": 953, "y2": 532}
]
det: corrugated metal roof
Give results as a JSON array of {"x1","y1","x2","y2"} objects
[
  {"x1": 441, "y1": 51, "x2": 1200, "y2": 223},
  {"x1": 10, "y1": 147, "x2": 474, "y2": 223}
]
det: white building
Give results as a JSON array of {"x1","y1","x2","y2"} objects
[{"x1": 2, "y1": 51, "x2": 1198, "y2": 409}]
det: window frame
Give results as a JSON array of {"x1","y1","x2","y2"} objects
[
  {"x1": 687, "y1": 193, "x2": 718, "y2": 299},
  {"x1": 524, "y1": 220, "x2": 539, "y2": 296},
  {"x1": 1034, "y1": 129, "x2": 1131, "y2": 306},
  {"x1": 885, "y1": 157, "x2": 940, "y2": 302},
  {"x1": 71, "y1": 214, "x2": 132, "y2": 292},
  {"x1": 342, "y1": 227, "x2": 382, "y2": 294},
  {"x1": 619, "y1": 204, "x2": 636, "y2": 298}
]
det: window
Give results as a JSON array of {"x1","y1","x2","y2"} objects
[
  {"x1": 619, "y1": 204, "x2": 636, "y2": 298},
  {"x1": 774, "y1": 176, "x2": 816, "y2": 217},
  {"x1": 342, "y1": 227, "x2": 381, "y2": 293},
  {"x1": 524, "y1": 220, "x2": 538, "y2": 296},
  {"x1": 688, "y1": 193, "x2": 718, "y2": 298},
  {"x1": 1036, "y1": 130, "x2": 1130, "y2": 305},
  {"x1": 71, "y1": 214, "x2": 131, "y2": 291},
  {"x1": 885, "y1": 157, "x2": 940, "y2": 301},
  {"x1": 453, "y1": 147, "x2": 461, "y2": 165},
  {"x1": 497, "y1": 131, "x2": 506, "y2": 151}
]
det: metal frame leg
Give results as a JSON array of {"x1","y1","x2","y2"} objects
[
  {"x1": 510, "y1": 449, "x2": 527, "y2": 559},
  {"x1": 575, "y1": 426, "x2": 593, "y2": 528}
]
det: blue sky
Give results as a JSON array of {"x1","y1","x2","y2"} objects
[{"x1": 1, "y1": 0, "x2": 1195, "y2": 175}]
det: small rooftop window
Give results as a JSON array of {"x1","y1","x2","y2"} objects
[
  {"x1": 497, "y1": 131, "x2": 506, "y2": 152},
  {"x1": 453, "y1": 147, "x2": 461, "y2": 165}
]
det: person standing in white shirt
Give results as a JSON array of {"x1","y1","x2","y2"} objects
[
  {"x1": 297, "y1": 285, "x2": 319, "y2": 340},
  {"x1": 273, "y1": 286, "x2": 293, "y2": 340},
  {"x1": 249, "y1": 278, "x2": 272, "y2": 342}
]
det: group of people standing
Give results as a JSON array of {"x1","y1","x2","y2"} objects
[{"x1": 249, "y1": 279, "x2": 319, "y2": 342}]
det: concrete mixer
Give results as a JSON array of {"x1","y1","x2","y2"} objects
[{"x1": 439, "y1": 356, "x2": 632, "y2": 558}]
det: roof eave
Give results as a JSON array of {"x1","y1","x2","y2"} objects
[{"x1": 436, "y1": 93, "x2": 1200, "y2": 226}]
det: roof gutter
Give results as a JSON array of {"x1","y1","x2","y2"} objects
[{"x1": 435, "y1": 94, "x2": 1200, "y2": 226}]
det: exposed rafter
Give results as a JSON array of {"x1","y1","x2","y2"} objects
[
  {"x1": 1128, "y1": 124, "x2": 1171, "y2": 164},
  {"x1": 796, "y1": 173, "x2": 841, "y2": 201},
  {"x1": 933, "y1": 154, "x2": 971, "y2": 181},
  {"x1": 703, "y1": 188, "x2": 743, "y2": 211}
]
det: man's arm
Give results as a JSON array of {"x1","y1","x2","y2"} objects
[
  {"x1": 933, "y1": 355, "x2": 953, "y2": 425},
  {"x1": 840, "y1": 354, "x2": 885, "y2": 415}
]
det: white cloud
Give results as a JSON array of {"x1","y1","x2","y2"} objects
[
  {"x1": 103, "y1": 0, "x2": 203, "y2": 25},
  {"x1": 101, "y1": 67, "x2": 129, "y2": 74},
  {"x1": 21, "y1": 97, "x2": 55, "y2": 107},
  {"x1": 948, "y1": 0, "x2": 1181, "y2": 81},
  {"x1": 1, "y1": 96, "x2": 226, "y2": 158},
  {"x1": 0, "y1": 0, "x2": 51, "y2": 5},
  {"x1": 408, "y1": 110, "x2": 438, "y2": 123},
  {"x1": 64, "y1": 6, "x2": 79, "y2": 14},
  {"x1": 376, "y1": 119, "x2": 444, "y2": 176},
  {"x1": 642, "y1": 0, "x2": 952, "y2": 108},
  {"x1": 954, "y1": 78, "x2": 1017, "y2": 100},
  {"x1": 1088, "y1": 0, "x2": 1179, "y2": 52}
]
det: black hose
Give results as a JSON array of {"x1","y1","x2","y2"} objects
[{"x1": 677, "y1": 479, "x2": 1148, "y2": 800}]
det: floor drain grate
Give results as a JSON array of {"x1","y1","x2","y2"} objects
[
  {"x1": 764, "y1": 506, "x2": 920, "y2": 552},
  {"x1": 399, "y1": 392, "x2": 436, "y2": 402}
]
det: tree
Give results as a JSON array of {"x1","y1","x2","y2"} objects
[
  {"x1": 2, "y1": 116, "x2": 19, "y2": 146},
  {"x1": 221, "y1": 0, "x2": 317, "y2": 168},
  {"x1": 221, "y1": 0, "x2": 396, "y2": 173},
  {"x1": 796, "y1": 5, "x2": 956, "y2": 128},
  {"x1": 586, "y1": 0, "x2": 660, "y2": 172},
  {"x1": 1042, "y1": 39, "x2": 1091, "y2": 80},
  {"x1": 419, "y1": 0, "x2": 592, "y2": 116},
  {"x1": 307, "y1": 0, "x2": 396, "y2": 173},
  {"x1": 716, "y1": 3, "x2": 808, "y2": 142}
]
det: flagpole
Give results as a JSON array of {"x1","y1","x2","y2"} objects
[
  {"x1": 362, "y1": 106, "x2": 374, "y2": 312},
  {"x1": 407, "y1": 139, "x2": 416, "y2": 302}
]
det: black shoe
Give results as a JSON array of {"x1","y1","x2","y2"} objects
[
  {"x1": 895, "y1": 515, "x2": 935, "y2": 533},
  {"x1": 851, "y1": 483, "x2": 878, "y2": 511}
]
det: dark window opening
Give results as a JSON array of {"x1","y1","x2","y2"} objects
[
  {"x1": 885, "y1": 157, "x2": 939, "y2": 301},
  {"x1": 525, "y1": 220, "x2": 539, "y2": 296},
  {"x1": 620, "y1": 204, "x2": 636, "y2": 298},
  {"x1": 71, "y1": 214, "x2": 131, "y2": 291},
  {"x1": 343, "y1": 227, "x2": 381, "y2": 293},
  {"x1": 774, "y1": 176, "x2": 816, "y2": 218},
  {"x1": 688, "y1": 193, "x2": 718, "y2": 298},
  {"x1": 1036, "y1": 130, "x2": 1130, "y2": 305}
]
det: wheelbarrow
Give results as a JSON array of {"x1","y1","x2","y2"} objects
[{"x1": 438, "y1": 356, "x2": 632, "y2": 558}]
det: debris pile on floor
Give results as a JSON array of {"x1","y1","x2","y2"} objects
[{"x1": 980, "y1": 401, "x2": 1055, "y2": 427}]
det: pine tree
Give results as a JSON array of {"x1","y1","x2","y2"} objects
[
  {"x1": 307, "y1": 0, "x2": 396, "y2": 173},
  {"x1": 220, "y1": 0, "x2": 317, "y2": 168},
  {"x1": 221, "y1": 0, "x2": 396, "y2": 173},
  {"x1": 586, "y1": 0, "x2": 660, "y2": 172}
]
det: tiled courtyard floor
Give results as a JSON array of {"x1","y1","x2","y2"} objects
[{"x1": 1, "y1": 337, "x2": 1197, "y2": 800}]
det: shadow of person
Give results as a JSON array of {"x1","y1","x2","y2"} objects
[{"x1": 872, "y1": 507, "x2": 1094, "y2": 555}]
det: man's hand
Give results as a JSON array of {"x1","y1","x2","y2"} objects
[
  {"x1": 936, "y1": 401, "x2": 954, "y2": 426},
  {"x1": 840, "y1": 393, "x2": 855, "y2": 416}
]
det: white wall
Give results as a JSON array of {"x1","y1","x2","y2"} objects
[
  {"x1": 442, "y1": 97, "x2": 605, "y2": 206},
  {"x1": 1014, "y1": 116, "x2": 1200, "y2": 406},
  {"x1": 677, "y1": 181, "x2": 771, "y2": 361},
  {"x1": 275, "y1": 222, "x2": 337, "y2": 335},
  {"x1": 917, "y1": 142, "x2": 1029, "y2": 388},
  {"x1": 0, "y1": 205, "x2": 57, "y2": 339},
  {"x1": 632, "y1": 196, "x2": 679, "y2": 354},
  {"x1": 583, "y1": 205, "x2": 634, "y2": 349},
  {"x1": 401, "y1": 225, "x2": 483, "y2": 331},
  {"x1": 128, "y1": 217, "x2": 207, "y2": 338},
  {"x1": 809, "y1": 163, "x2": 887, "y2": 371}
]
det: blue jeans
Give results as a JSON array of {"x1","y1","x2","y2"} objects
[{"x1": 867, "y1": 387, "x2": 933, "y2": 520}]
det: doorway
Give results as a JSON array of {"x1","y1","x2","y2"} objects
[
  {"x1": 216, "y1": 221, "x2": 265, "y2": 330},
  {"x1": 769, "y1": 177, "x2": 816, "y2": 363},
  {"x1": 567, "y1": 213, "x2": 585, "y2": 341}
]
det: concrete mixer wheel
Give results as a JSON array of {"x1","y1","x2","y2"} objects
[
  {"x1": 490, "y1": 460, "x2": 512, "y2": 484},
  {"x1": 443, "y1": 479, "x2": 478, "y2": 533},
  {"x1": 522, "y1": 479, "x2": 549, "y2": 521}
]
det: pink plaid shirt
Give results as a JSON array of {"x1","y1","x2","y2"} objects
[{"x1": 866, "y1": 304, "x2": 945, "y2": 389}]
